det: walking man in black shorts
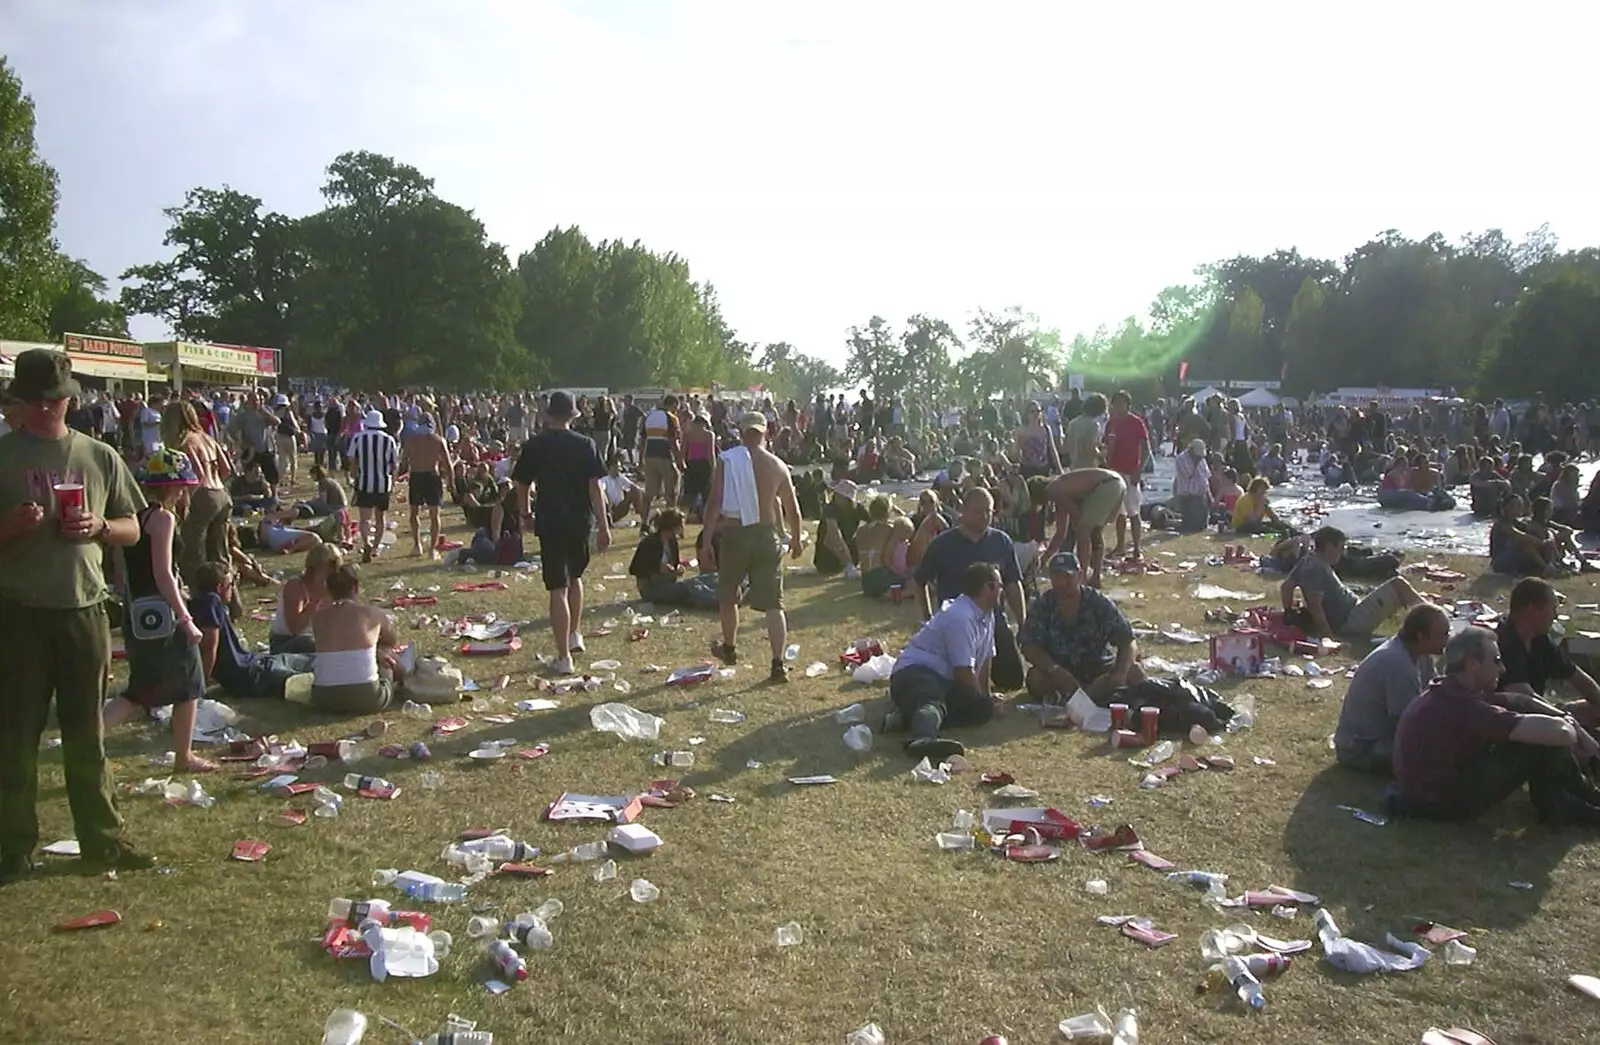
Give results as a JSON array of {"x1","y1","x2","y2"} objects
[
  {"x1": 348, "y1": 409, "x2": 398, "y2": 563},
  {"x1": 513, "y1": 392, "x2": 611, "y2": 675},
  {"x1": 401, "y1": 413, "x2": 454, "y2": 559}
]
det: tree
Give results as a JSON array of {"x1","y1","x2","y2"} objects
[
  {"x1": 960, "y1": 307, "x2": 1064, "y2": 399},
  {"x1": 46, "y1": 257, "x2": 127, "y2": 338},
  {"x1": 294, "y1": 151, "x2": 525, "y2": 387},
  {"x1": 0, "y1": 59, "x2": 61, "y2": 340},
  {"x1": 757, "y1": 342, "x2": 844, "y2": 403},
  {"x1": 843, "y1": 316, "x2": 900, "y2": 399},
  {"x1": 119, "y1": 187, "x2": 301, "y2": 348},
  {"x1": 900, "y1": 314, "x2": 961, "y2": 406},
  {"x1": 1477, "y1": 266, "x2": 1600, "y2": 400},
  {"x1": 513, "y1": 227, "x2": 744, "y2": 389}
]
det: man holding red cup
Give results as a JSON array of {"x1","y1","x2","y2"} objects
[{"x1": 0, "y1": 350, "x2": 154, "y2": 883}]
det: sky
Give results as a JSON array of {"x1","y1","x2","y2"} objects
[{"x1": 4, "y1": 0, "x2": 1598, "y2": 369}]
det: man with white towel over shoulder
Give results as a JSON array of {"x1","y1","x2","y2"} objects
[{"x1": 701, "y1": 411, "x2": 805, "y2": 682}]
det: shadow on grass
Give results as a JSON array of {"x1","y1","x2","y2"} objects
[{"x1": 1282, "y1": 764, "x2": 1580, "y2": 933}]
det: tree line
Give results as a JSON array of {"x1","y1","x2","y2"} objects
[{"x1": 3, "y1": 57, "x2": 1596, "y2": 401}]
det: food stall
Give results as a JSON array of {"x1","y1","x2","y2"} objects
[
  {"x1": 143, "y1": 340, "x2": 261, "y2": 392},
  {"x1": 61, "y1": 333, "x2": 166, "y2": 394}
]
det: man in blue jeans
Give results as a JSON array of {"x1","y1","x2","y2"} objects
[{"x1": 887, "y1": 561, "x2": 1004, "y2": 760}]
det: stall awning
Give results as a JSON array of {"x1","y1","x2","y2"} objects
[
  {"x1": 59, "y1": 333, "x2": 157, "y2": 383},
  {"x1": 144, "y1": 341, "x2": 260, "y2": 378},
  {"x1": 0, "y1": 355, "x2": 13, "y2": 379}
]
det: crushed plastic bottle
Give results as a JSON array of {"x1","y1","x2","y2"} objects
[
  {"x1": 593, "y1": 859, "x2": 618, "y2": 882},
  {"x1": 843, "y1": 725, "x2": 874, "y2": 751},
  {"x1": 509, "y1": 916, "x2": 553, "y2": 950},
  {"x1": 401, "y1": 700, "x2": 432, "y2": 719},
  {"x1": 1442, "y1": 939, "x2": 1478, "y2": 966},
  {"x1": 1059, "y1": 1010, "x2": 1113, "y2": 1040},
  {"x1": 951, "y1": 809, "x2": 975, "y2": 831},
  {"x1": 551, "y1": 841, "x2": 609, "y2": 864},
  {"x1": 1199, "y1": 925, "x2": 1255, "y2": 960},
  {"x1": 651, "y1": 750, "x2": 695, "y2": 767},
  {"x1": 1221, "y1": 955, "x2": 1266, "y2": 1011},
  {"x1": 1227, "y1": 694, "x2": 1257, "y2": 732},
  {"x1": 784, "y1": 643, "x2": 800, "y2": 661},
  {"x1": 612, "y1": 678, "x2": 633, "y2": 694},
  {"x1": 312, "y1": 786, "x2": 343, "y2": 818},
  {"x1": 321, "y1": 1007, "x2": 368, "y2": 1045},
  {"x1": 803, "y1": 661, "x2": 829, "y2": 678},
  {"x1": 935, "y1": 832, "x2": 975, "y2": 850},
  {"x1": 1136, "y1": 740, "x2": 1175, "y2": 765},
  {"x1": 418, "y1": 771, "x2": 443, "y2": 790},
  {"x1": 845, "y1": 1024, "x2": 884, "y2": 1045},
  {"x1": 629, "y1": 878, "x2": 660, "y2": 903},
  {"x1": 530, "y1": 898, "x2": 563, "y2": 922},
  {"x1": 590, "y1": 702, "x2": 664, "y2": 741},
  {"x1": 834, "y1": 703, "x2": 866, "y2": 724},
  {"x1": 1085, "y1": 879, "x2": 1109, "y2": 896},
  {"x1": 1168, "y1": 870, "x2": 1229, "y2": 900},
  {"x1": 484, "y1": 938, "x2": 528, "y2": 981},
  {"x1": 343, "y1": 773, "x2": 395, "y2": 792},
  {"x1": 1111, "y1": 1008, "x2": 1139, "y2": 1045},
  {"x1": 708, "y1": 708, "x2": 746, "y2": 724},
  {"x1": 774, "y1": 921, "x2": 804, "y2": 947},
  {"x1": 418, "y1": 1032, "x2": 492, "y2": 1045},
  {"x1": 465, "y1": 915, "x2": 503, "y2": 939}
]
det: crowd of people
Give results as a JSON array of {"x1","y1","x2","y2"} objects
[{"x1": 4, "y1": 343, "x2": 1600, "y2": 882}]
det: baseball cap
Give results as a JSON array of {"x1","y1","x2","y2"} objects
[
  {"x1": 1048, "y1": 551, "x2": 1080, "y2": 574},
  {"x1": 740, "y1": 411, "x2": 767, "y2": 432}
]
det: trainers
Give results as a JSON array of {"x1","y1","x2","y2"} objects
[
  {"x1": 881, "y1": 709, "x2": 906, "y2": 733},
  {"x1": 0, "y1": 853, "x2": 40, "y2": 885},
  {"x1": 905, "y1": 736, "x2": 966, "y2": 761},
  {"x1": 569, "y1": 633, "x2": 586, "y2": 653},
  {"x1": 712, "y1": 642, "x2": 738, "y2": 666},
  {"x1": 768, "y1": 660, "x2": 790, "y2": 684},
  {"x1": 549, "y1": 656, "x2": 574, "y2": 675},
  {"x1": 81, "y1": 840, "x2": 156, "y2": 873}
]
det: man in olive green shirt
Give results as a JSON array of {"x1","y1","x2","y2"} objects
[{"x1": 0, "y1": 350, "x2": 154, "y2": 884}]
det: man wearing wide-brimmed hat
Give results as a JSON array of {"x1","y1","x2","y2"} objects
[{"x1": 0, "y1": 350, "x2": 155, "y2": 882}]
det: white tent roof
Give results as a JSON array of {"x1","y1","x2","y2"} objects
[
  {"x1": 1192, "y1": 385, "x2": 1225, "y2": 403},
  {"x1": 1238, "y1": 387, "x2": 1280, "y2": 407}
]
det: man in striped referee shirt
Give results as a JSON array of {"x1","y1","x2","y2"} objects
[{"x1": 349, "y1": 408, "x2": 399, "y2": 563}]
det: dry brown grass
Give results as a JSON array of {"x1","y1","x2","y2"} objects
[{"x1": 3, "y1": 504, "x2": 1600, "y2": 1045}]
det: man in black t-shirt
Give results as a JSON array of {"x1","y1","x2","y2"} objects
[
  {"x1": 1499, "y1": 577, "x2": 1600, "y2": 717},
  {"x1": 512, "y1": 392, "x2": 611, "y2": 675}
]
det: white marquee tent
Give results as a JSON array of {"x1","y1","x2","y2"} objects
[
  {"x1": 1238, "y1": 387, "x2": 1281, "y2": 408},
  {"x1": 1191, "y1": 385, "x2": 1225, "y2": 403}
]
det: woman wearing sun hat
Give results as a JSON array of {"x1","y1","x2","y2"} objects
[{"x1": 101, "y1": 446, "x2": 216, "y2": 772}]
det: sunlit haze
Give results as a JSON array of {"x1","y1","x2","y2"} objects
[{"x1": 4, "y1": 0, "x2": 1596, "y2": 366}]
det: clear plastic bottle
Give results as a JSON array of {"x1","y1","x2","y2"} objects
[
  {"x1": 1140, "y1": 740, "x2": 1175, "y2": 765},
  {"x1": 484, "y1": 938, "x2": 528, "y2": 981},
  {"x1": 313, "y1": 787, "x2": 344, "y2": 817},
  {"x1": 709, "y1": 708, "x2": 746, "y2": 724},
  {"x1": 843, "y1": 725, "x2": 873, "y2": 751},
  {"x1": 401, "y1": 700, "x2": 432, "y2": 719},
  {"x1": 651, "y1": 750, "x2": 695, "y2": 767},
  {"x1": 774, "y1": 921, "x2": 803, "y2": 947},
  {"x1": 510, "y1": 917, "x2": 554, "y2": 950},
  {"x1": 935, "y1": 832, "x2": 975, "y2": 850},
  {"x1": 465, "y1": 914, "x2": 503, "y2": 939},
  {"x1": 952, "y1": 809, "x2": 976, "y2": 831},
  {"x1": 629, "y1": 878, "x2": 660, "y2": 903},
  {"x1": 531, "y1": 899, "x2": 564, "y2": 922},
  {"x1": 593, "y1": 859, "x2": 618, "y2": 882},
  {"x1": 321, "y1": 1008, "x2": 368, "y2": 1045},
  {"x1": 418, "y1": 1034, "x2": 494, "y2": 1045},
  {"x1": 550, "y1": 841, "x2": 609, "y2": 864},
  {"x1": 784, "y1": 643, "x2": 800, "y2": 661},
  {"x1": 1111, "y1": 1008, "x2": 1138, "y2": 1045},
  {"x1": 1442, "y1": 939, "x2": 1478, "y2": 965},
  {"x1": 410, "y1": 880, "x2": 468, "y2": 904},
  {"x1": 479, "y1": 838, "x2": 538, "y2": 863},
  {"x1": 343, "y1": 773, "x2": 394, "y2": 791},
  {"x1": 1221, "y1": 955, "x2": 1266, "y2": 1011},
  {"x1": 371, "y1": 868, "x2": 399, "y2": 888}
]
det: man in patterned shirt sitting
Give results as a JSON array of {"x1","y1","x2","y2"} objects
[{"x1": 1019, "y1": 551, "x2": 1145, "y2": 704}]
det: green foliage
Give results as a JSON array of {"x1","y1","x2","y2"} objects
[
  {"x1": 512, "y1": 227, "x2": 745, "y2": 389},
  {"x1": 1477, "y1": 265, "x2": 1600, "y2": 399},
  {"x1": 294, "y1": 152, "x2": 525, "y2": 388},
  {"x1": 757, "y1": 341, "x2": 844, "y2": 404},
  {"x1": 119, "y1": 187, "x2": 301, "y2": 347},
  {"x1": 0, "y1": 58, "x2": 61, "y2": 340},
  {"x1": 46, "y1": 256, "x2": 127, "y2": 338}
]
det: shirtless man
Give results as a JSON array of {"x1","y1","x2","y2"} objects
[
  {"x1": 701, "y1": 412, "x2": 804, "y2": 682},
  {"x1": 855, "y1": 495, "x2": 916, "y2": 598},
  {"x1": 1042, "y1": 467, "x2": 1127, "y2": 588},
  {"x1": 401, "y1": 413, "x2": 454, "y2": 559}
]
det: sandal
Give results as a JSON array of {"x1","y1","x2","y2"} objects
[{"x1": 175, "y1": 756, "x2": 218, "y2": 773}]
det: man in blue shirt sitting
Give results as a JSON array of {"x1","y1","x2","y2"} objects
[{"x1": 888, "y1": 561, "x2": 1005, "y2": 761}]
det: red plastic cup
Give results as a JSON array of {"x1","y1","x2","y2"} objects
[
  {"x1": 1109, "y1": 703, "x2": 1129, "y2": 730},
  {"x1": 53, "y1": 483, "x2": 84, "y2": 532},
  {"x1": 889, "y1": 584, "x2": 903, "y2": 604},
  {"x1": 1139, "y1": 706, "x2": 1161, "y2": 744}
]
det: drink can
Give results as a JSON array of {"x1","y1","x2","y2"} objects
[
  {"x1": 1108, "y1": 703, "x2": 1129, "y2": 730},
  {"x1": 889, "y1": 585, "x2": 903, "y2": 604}
]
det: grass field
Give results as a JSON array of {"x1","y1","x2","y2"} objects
[{"x1": 2, "y1": 501, "x2": 1599, "y2": 1045}]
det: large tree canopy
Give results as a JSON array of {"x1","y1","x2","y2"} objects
[{"x1": 0, "y1": 58, "x2": 61, "y2": 340}]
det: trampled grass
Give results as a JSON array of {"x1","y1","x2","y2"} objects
[{"x1": 2, "y1": 508, "x2": 1599, "y2": 1045}]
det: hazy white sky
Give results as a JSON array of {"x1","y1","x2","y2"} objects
[{"x1": 4, "y1": 0, "x2": 1596, "y2": 367}]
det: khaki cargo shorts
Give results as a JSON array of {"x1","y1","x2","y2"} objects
[
  {"x1": 721, "y1": 523, "x2": 783, "y2": 612},
  {"x1": 643, "y1": 456, "x2": 680, "y2": 505}
]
